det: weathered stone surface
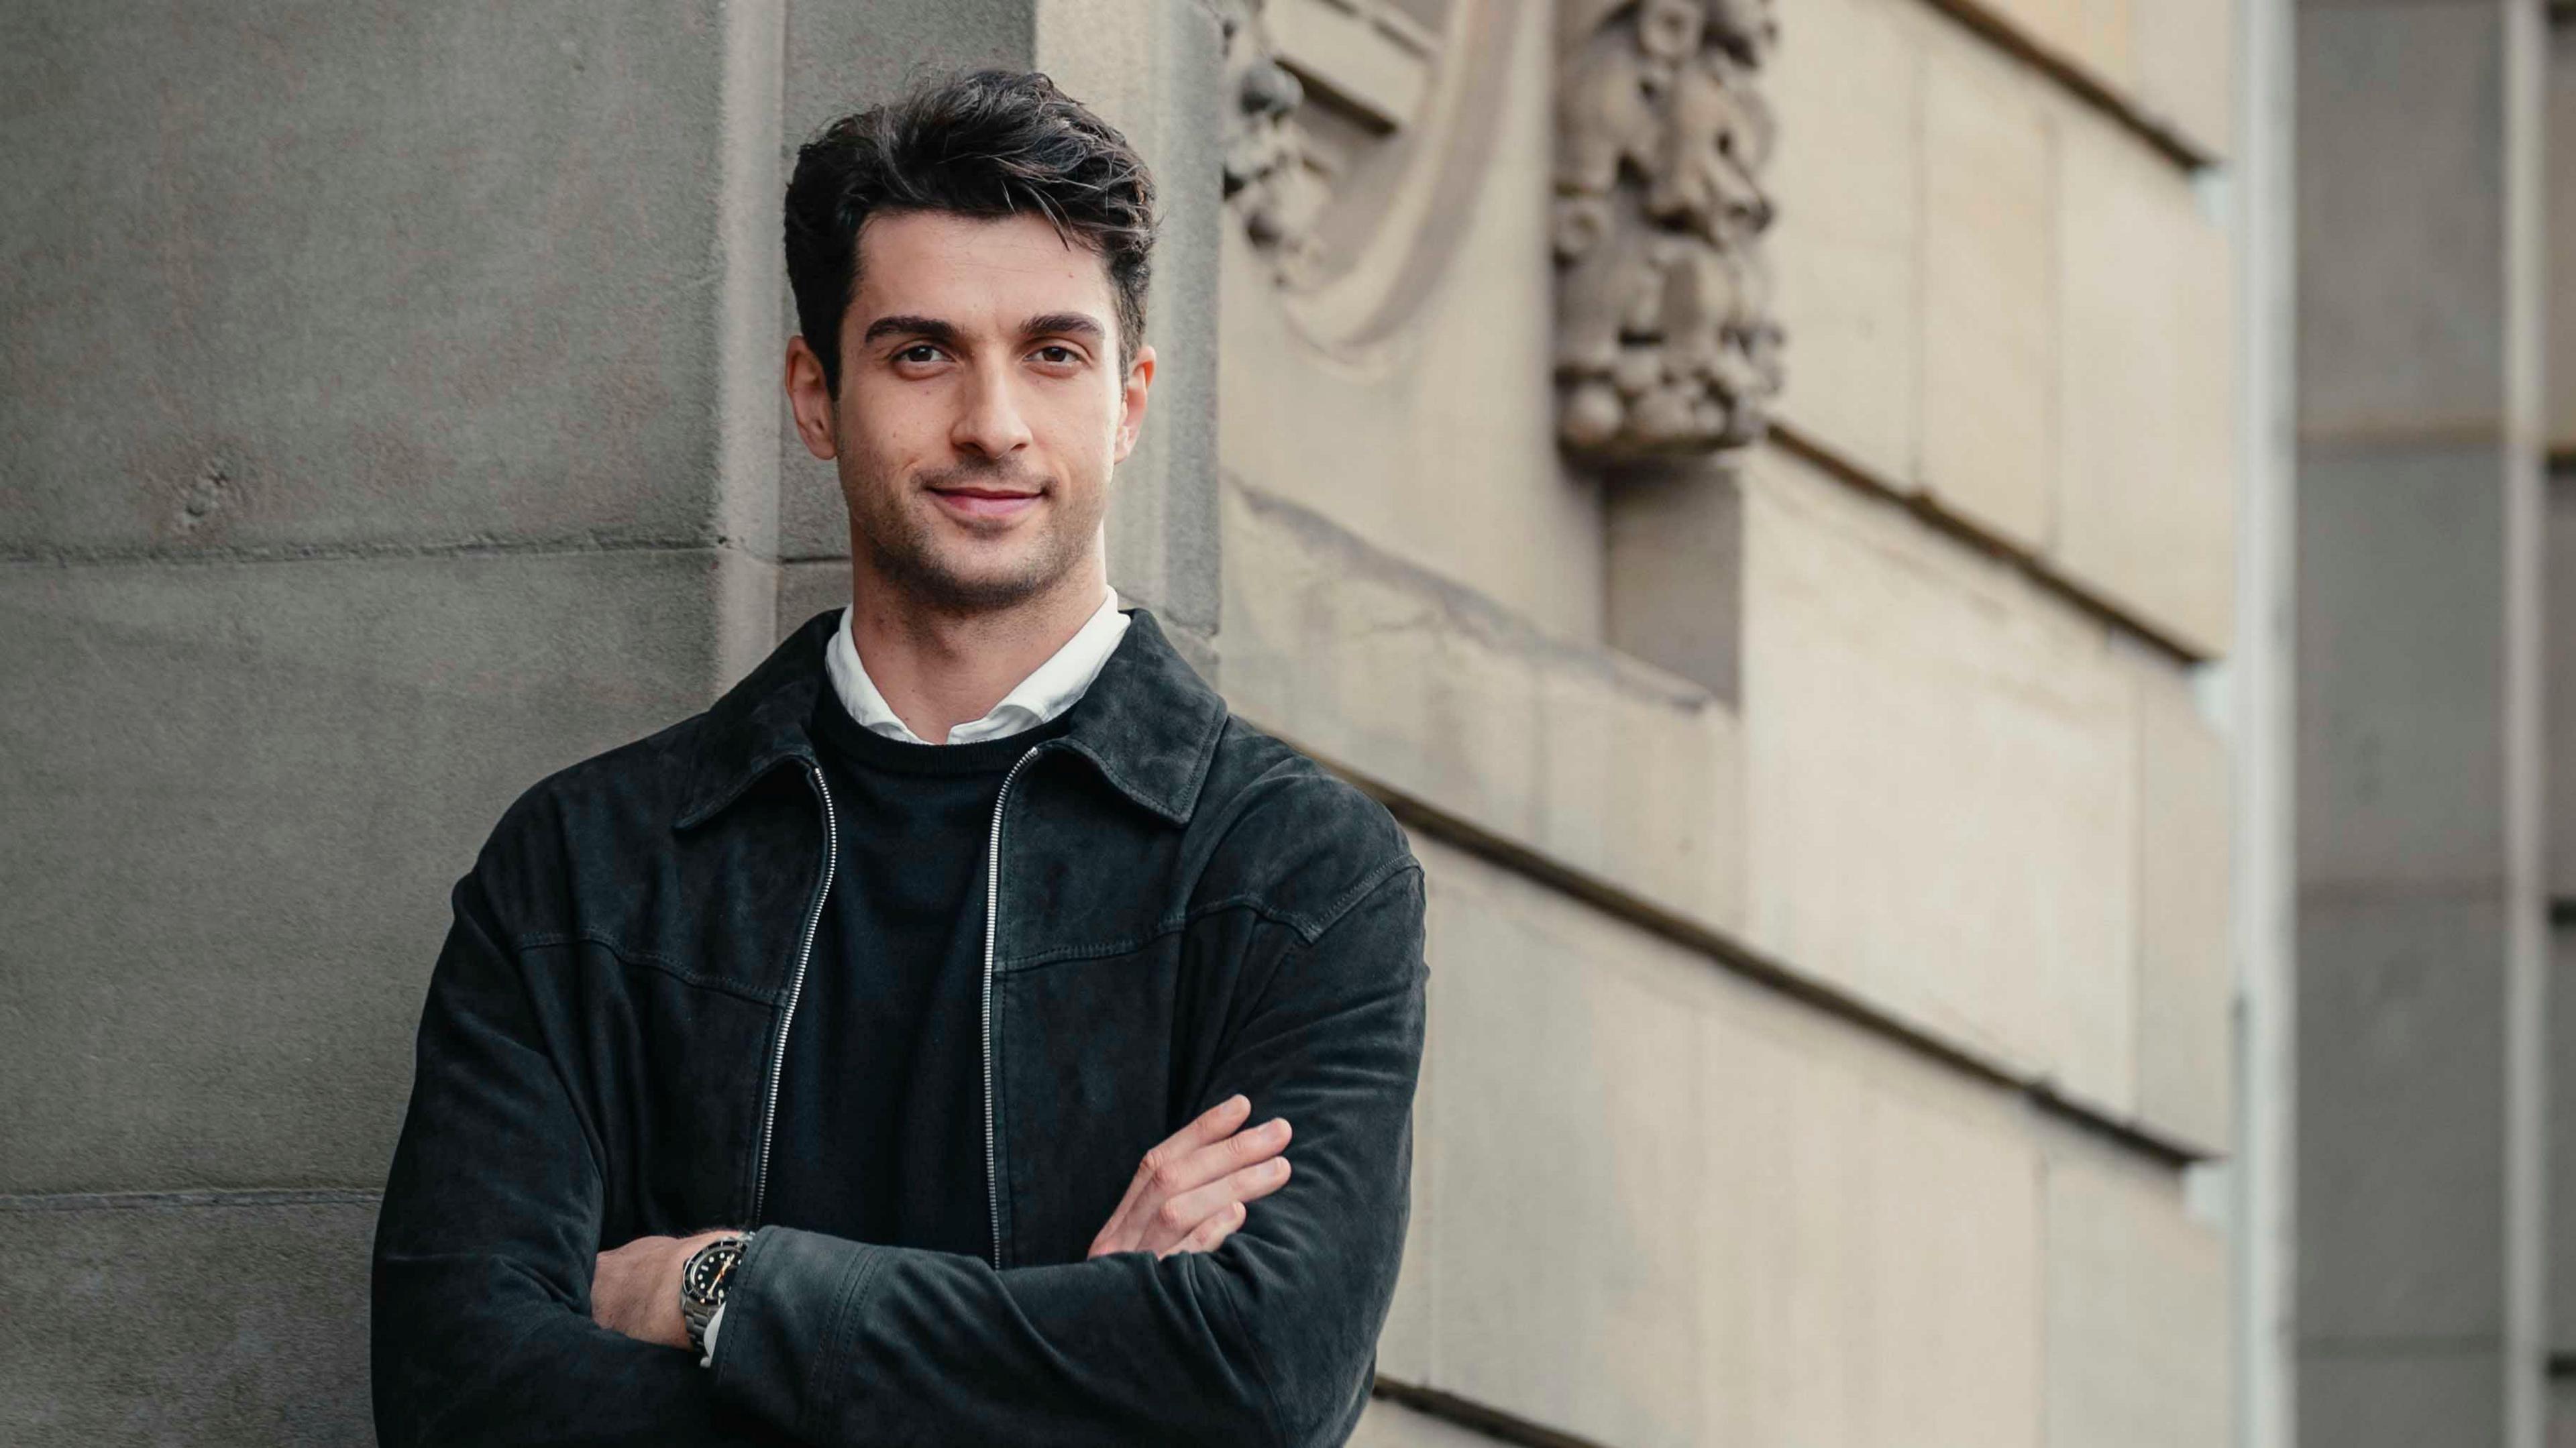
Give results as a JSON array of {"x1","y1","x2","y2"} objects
[
  {"x1": 1767, "y1": 0, "x2": 1921, "y2": 486},
  {"x1": 1701, "y1": 973, "x2": 2043, "y2": 1448},
  {"x1": 2297, "y1": 440, "x2": 2512, "y2": 894},
  {"x1": 0, "y1": 549, "x2": 766, "y2": 1192},
  {"x1": 1417, "y1": 839, "x2": 1704, "y2": 1448},
  {"x1": 2041, "y1": 1137, "x2": 2229, "y2": 1448},
  {"x1": 2299, "y1": 1351, "x2": 2504, "y2": 1448},
  {"x1": 1415, "y1": 835, "x2": 2054, "y2": 1448},
  {"x1": 2553, "y1": 25, "x2": 2576, "y2": 455},
  {"x1": 2132, "y1": 653, "x2": 2233, "y2": 1154},
  {"x1": 777, "y1": 557, "x2": 851, "y2": 643},
  {"x1": 1, "y1": 2, "x2": 753, "y2": 557},
  {"x1": 2295, "y1": 2, "x2": 2511, "y2": 445},
  {"x1": 1740, "y1": 441, "x2": 2138, "y2": 1113},
  {"x1": 2553, "y1": 440, "x2": 2576, "y2": 899},
  {"x1": 2134, "y1": 0, "x2": 2235, "y2": 159},
  {"x1": 1605, "y1": 459, "x2": 1743, "y2": 703},
  {"x1": 1918, "y1": 20, "x2": 2055, "y2": 551},
  {"x1": 2553, "y1": 924, "x2": 2576, "y2": 1357},
  {"x1": 1222, "y1": 476, "x2": 1744, "y2": 938},
  {"x1": 0, "y1": 1190, "x2": 376, "y2": 1445},
  {"x1": 2296, "y1": 893, "x2": 2508, "y2": 1341},
  {"x1": 2053, "y1": 107, "x2": 2235, "y2": 655}
]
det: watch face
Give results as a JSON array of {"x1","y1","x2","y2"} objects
[{"x1": 686, "y1": 1240, "x2": 742, "y2": 1302}]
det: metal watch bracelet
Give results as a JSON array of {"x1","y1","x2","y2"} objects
[{"x1": 680, "y1": 1233, "x2": 750, "y2": 1361}]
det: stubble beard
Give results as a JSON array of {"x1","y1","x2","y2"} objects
[{"x1": 847, "y1": 456, "x2": 1099, "y2": 616}]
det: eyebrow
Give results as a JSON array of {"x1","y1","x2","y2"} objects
[
  {"x1": 1020, "y1": 313, "x2": 1106, "y2": 343},
  {"x1": 860, "y1": 311, "x2": 1108, "y2": 351},
  {"x1": 861, "y1": 314, "x2": 961, "y2": 347}
]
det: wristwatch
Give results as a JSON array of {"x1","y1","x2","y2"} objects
[{"x1": 680, "y1": 1233, "x2": 751, "y2": 1361}]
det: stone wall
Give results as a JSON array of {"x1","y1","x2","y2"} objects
[
  {"x1": 1216, "y1": 0, "x2": 2241, "y2": 1443},
  {"x1": 1, "y1": 0, "x2": 2246, "y2": 1443}
]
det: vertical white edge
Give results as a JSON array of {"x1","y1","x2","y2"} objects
[
  {"x1": 2231, "y1": 0, "x2": 2297, "y2": 1443},
  {"x1": 716, "y1": 0, "x2": 788, "y2": 685},
  {"x1": 2504, "y1": 3, "x2": 2551, "y2": 1445}
]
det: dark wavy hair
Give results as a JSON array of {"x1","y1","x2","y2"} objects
[{"x1": 784, "y1": 69, "x2": 1159, "y2": 395}]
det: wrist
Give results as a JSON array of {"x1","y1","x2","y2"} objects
[{"x1": 678, "y1": 1230, "x2": 753, "y2": 1364}]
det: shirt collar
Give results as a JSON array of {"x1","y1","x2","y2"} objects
[
  {"x1": 824, "y1": 586, "x2": 1131, "y2": 746},
  {"x1": 676, "y1": 602, "x2": 1226, "y2": 830}
]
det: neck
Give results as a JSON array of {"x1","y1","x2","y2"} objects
[{"x1": 843, "y1": 551, "x2": 1109, "y2": 746}]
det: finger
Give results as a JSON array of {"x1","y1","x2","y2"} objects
[
  {"x1": 1156, "y1": 1115, "x2": 1291, "y2": 1203},
  {"x1": 1109, "y1": 1107, "x2": 1275, "y2": 1239},
  {"x1": 1159, "y1": 1199, "x2": 1246, "y2": 1259},
  {"x1": 1139, "y1": 1154, "x2": 1292, "y2": 1256},
  {"x1": 1101, "y1": 1097, "x2": 1252, "y2": 1231}
]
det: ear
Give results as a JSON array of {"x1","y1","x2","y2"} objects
[
  {"x1": 1113, "y1": 343, "x2": 1156, "y2": 463},
  {"x1": 784, "y1": 336, "x2": 839, "y2": 461}
]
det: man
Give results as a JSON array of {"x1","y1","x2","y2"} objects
[{"x1": 370, "y1": 69, "x2": 1427, "y2": 1447}]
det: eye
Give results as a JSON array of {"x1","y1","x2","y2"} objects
[
  {"x1": 895, "y1": 343, "x2": 944, "y2": 365},
  {"x1": 1033, "y1": 345, "x2": 1081, "y2": 366}
]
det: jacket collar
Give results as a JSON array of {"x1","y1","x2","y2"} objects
[{"x1": 674, "y1": 603, "x2": 1227, "y2": 830}]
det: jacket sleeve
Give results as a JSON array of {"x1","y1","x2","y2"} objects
[
  {"x1": 370, "y1": 869, "x2": 800, "y2": 1448},
  {"x1": 707, "y1": 857, "x2": 1430, "y2": 1448}
]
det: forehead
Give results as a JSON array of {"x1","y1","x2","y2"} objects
[{"x1": 849, "y1": 209, "x2": 1115, "y2": 331}]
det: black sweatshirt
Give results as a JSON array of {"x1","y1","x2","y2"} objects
[{"x1": 761, "y1": 682, "x2": 1075, "y2": 1254}]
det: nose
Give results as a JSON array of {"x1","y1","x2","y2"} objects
[{"x1": 951, "y1": 356, "x2": 1034, "y2": 461}]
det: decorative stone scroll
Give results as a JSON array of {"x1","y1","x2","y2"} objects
[{"x1": 1555, "y1": 0, "x2": 1782, "y2": 458}]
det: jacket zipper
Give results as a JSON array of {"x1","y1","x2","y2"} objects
[
  {"x1": 982, "y1": 744, "x2": 1046, "y2": 1269},
  {"x1": 751, "y1": 761, "x2": 839, "y2": 1225}
]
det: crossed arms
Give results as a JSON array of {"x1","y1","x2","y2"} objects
[{"x1": 369, "y1": 861, "x2": 1427, "y2": 1447}]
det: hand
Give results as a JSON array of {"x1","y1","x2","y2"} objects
[
  {"x1": 1087, "y1": 1094, "x2": 1292, "y2": 1261},
  {"x1": 592, "y1": 1227, "x2": 741, "y2": 1349}
]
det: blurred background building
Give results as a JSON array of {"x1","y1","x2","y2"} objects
[{"x1": 1, "y1": 0, "x2": 2569, "y2": 1444}]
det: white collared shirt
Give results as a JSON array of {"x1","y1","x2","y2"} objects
[{"x1": 824, "y1": 586, "x2": 1132, "y2": 746}]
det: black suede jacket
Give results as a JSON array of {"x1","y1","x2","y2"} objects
[{"x1": 370, "y1": 606, "x2": 1428, "y2": 1447}]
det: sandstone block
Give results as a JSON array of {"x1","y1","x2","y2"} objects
[
  {"x1": 1417, "y1": 840, "x2": 1705, "y2": 1448},
  {"x1": 1768, "y1": 0, "x2": 1922, "y2": 486},
  {"x1": 1740, "y1": 441, "x2": 2139, "y2": 1113},
  {"x1": 2134, "y1": 0, "x2": 2236, "y2": 158},
  {"x1": 1918, "y1": 21, "x2": 2057, "y2": 550},
  {"x1": 1222, "y1": 478, "x2": 1745, "y2": 937},
  {"x1": 2053, "y1": 108, "x2": 2235, "y2": 655},
  {"x1": 2132, "y1": 653, "x2": 2233, "y2": 1154},
  {"x1": 2041, "y1": 1139, "x2": 2230, "y2": 1448},
  {"x1": 1701, "y1": 991, "x2": 2045, "y2": 1448}
]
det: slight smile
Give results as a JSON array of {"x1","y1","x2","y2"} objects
[{"x1": 928, "y1": 486, "x2": 1042, "y2": 522}]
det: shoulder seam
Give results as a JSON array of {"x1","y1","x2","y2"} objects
[{"x1": 510, "y1": 930, "x2": 782, "y2": 1006}]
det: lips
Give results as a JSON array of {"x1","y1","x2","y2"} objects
[{"x1": 928, "y1": 485, "x2": 1041, "y2": 522}]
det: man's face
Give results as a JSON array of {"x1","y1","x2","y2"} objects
[{"x1": 789, "y1": 209, "x2": 1152, "y2": 615}]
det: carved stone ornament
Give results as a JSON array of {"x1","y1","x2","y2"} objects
[
  {"x1": 1213, "y1": 0, "x2": 1520, "y2": 347},
  {"x1": 1213, "y1": 0, "x2": 1327, "y2": 286},
  {"x1": 1555, "y1": 0, "x2": 1782, "y2": 459}
]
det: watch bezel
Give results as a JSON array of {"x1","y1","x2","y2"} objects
[{"x1": 680, "y1": 1233, "x2": 749, "y2": 1356}]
